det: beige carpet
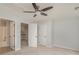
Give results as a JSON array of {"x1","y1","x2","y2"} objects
[{"x1": 2, "y1": 46, "x2": 79, "y2": 55}]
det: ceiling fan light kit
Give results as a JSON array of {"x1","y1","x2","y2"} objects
[{"x1": 23, "y1": 3, "x2": 53, "y2": 17}]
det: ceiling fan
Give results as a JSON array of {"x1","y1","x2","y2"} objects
[{"x1": 23, "y1": 3, "x2": 53, "y2": 17}]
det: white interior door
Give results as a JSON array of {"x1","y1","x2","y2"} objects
[
  {"x1": 9, "y1": 21, "x2": 15, "y2": 50},
  {"x1": 28, "y1": 23, "x2": 37, "y2": 47}
]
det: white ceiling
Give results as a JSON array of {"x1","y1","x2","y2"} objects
[
  {"x1": 14, "y1": 3, "x2": 54, "y2": 11},
  {"x1": 0, "y1": 3, "x2": 79, "y2": 22},
  {"x1": 0, "y1": 3, "x2": 54, "y2": 11},
  {"x1": 0, "y1": 3, "x2": 79, "y2": 14}
]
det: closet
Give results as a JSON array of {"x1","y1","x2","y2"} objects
[
  {"x1": 21, "y1": 23, "x2": 28, "y2": 48},
  {"x1": 0, "y1": 20, "x2": 10, "y2": 48},
  {"x1": 0, "y1": 19, "x2": 15, "y2": 53}
]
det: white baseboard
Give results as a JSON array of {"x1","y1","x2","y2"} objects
[{"x1": 54, "y1": 44, "x2": 79, "y2": 51}]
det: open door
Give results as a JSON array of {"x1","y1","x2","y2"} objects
[
  {"x1": 0, "y1": 19, "x2": 14, "y2": 53},
  {"x1": 0, "y1": 20, "x2": 9, "y2": 48},
  {"x1": 28, "y1": 23, "x2": 37, "y2": 47},
  {"x1": 9, "y1": 21, "x2": 15, "y2": 50}
]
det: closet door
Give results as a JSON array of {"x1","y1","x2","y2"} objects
[
  {"x1": 9, "y1": 21, "x2": 15, "y2": 50},
  {"x1": 28, "y1": 23, "x2": 37, "y2": 47},
  {"x1": 0, "y1": 20, "x2": 9, "y2": 48}
]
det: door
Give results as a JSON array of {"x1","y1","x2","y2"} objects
[
  {"x1": 0, "y1": 20, "x2": 9, "y2": 48},
  {"x1": 28, "y1": 23, "x2": 37, "y2": 47},
  {"x1": 9, "y1": 21, "x2": 15, "y2": 50}
]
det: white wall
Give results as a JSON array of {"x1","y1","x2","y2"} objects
[
  {"x1": 53, "y1": 3, "x2": 79, "y2": 50},
  {"x1": 54, "y1": 17, "x2": 79, "y2": 50},
  {"x1": 14, "y1": 22, "x2": 21, "y2": 50}
]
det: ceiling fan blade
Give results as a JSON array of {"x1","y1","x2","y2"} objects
[
  {"x1": 40, "y1": 12, "x2": 47, "y2": 16},
  {"x1": 75, "y1": 7, "x2": 79, "y2": 10},
  {"x1": 32, "y1": 3, "x2": 38, "y2": 10},
  {"x1": 24, "y1": 11, "x2": 35, "y2": 13},
  {"x1": 33, "y1": 14, "x2": 37, "y2": 17},
  {"x1": 41, "y1": 6, "x2": 53, "y2": 12}
]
